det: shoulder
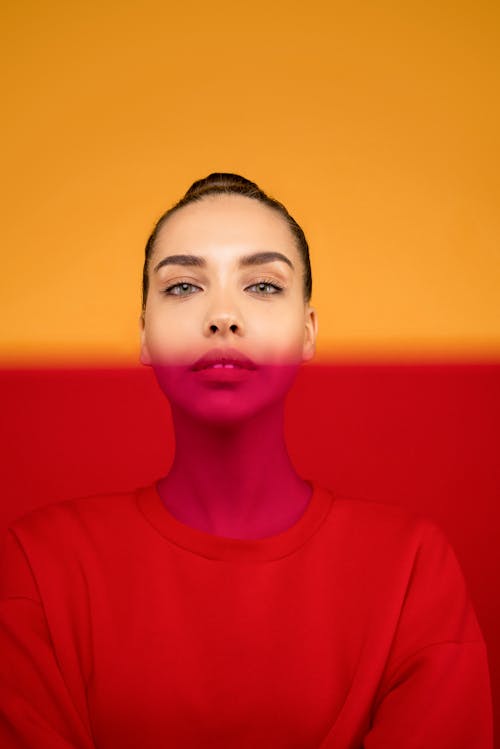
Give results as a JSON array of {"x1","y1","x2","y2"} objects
[
  {"x1": 2, "y1": 484, "x2": 155, "y2": 600},
  {"x1": 326, "y1": 487, "x2": 446, "y2": 555},
  {"x1": 319, "y1": 488, "x2": 485, "y2": 652},
  {"x1": 321, "y1": 486, "x2": 473, "y2": 608},
  {"x1": 6, "y1": 484, "x2": 150, "y2": 552}
]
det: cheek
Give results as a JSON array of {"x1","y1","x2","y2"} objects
[
  {"x1": 144, "y1": 313, "x2": 197, "y2": 365},
  {"x1": 254, "y1": 312, "x2": 306, "y2": 363}
]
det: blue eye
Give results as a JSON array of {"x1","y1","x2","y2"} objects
[
  {"x1": 161, "y1": 280, "x2": 284, "y2": 297},
  {"x1": 162, "y1": 282, "x2": 200, "y2": 297},
  {"x1": 246, "y1": 281, "x2": 284, "y2": 295}
]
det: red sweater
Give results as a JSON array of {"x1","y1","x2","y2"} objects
[{"x1": 0, "y1": 480, "x2": 493, "y2": 748}]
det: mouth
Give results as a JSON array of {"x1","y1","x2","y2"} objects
[
  {"x1": 200, "y1": 362, "x2": 243, "y2": 369},
  {"x1": 191, "y1": 348, "x2": 258, "y2": 372}
]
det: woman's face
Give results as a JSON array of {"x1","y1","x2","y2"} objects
[{"x1": 140, "y1": 194, "x2": 318, "y2": 424}]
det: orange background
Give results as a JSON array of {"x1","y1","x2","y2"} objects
[
  {"x1": 1, "y1": 0, "x2": 499, "y2": 734},
  {"x1": 1, "y1": 0, "x2": 499, "y2": 365}
]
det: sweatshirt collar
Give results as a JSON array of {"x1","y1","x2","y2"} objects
[{"x1": 136, "y1": 478, "x2": 334, "y2": 562}]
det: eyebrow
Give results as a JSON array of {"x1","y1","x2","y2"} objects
[{"x1": 153, "y1": 251, "x2": 294, "y2": 273}]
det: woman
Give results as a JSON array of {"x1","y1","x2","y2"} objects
[{"x1": 0, "y1": 173, "x2": 493, "y2": 748}]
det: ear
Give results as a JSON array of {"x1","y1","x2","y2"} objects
[
  {"x1": 139, "y1": 314, "x2": 152, "y2": 366},
  {"x1": 302, "y1": 304, "x2": 318, "y2": 363}
]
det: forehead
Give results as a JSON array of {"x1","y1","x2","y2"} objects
[{"x1": 153, "y1": 194, "x2": 299, "y2": 265}]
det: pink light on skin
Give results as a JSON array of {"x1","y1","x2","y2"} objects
[
  {"x1": 150, "y1": 356, "x2": 302, "y2": 427},
  {"x1": 139, "y1": 193, "x2": 318, "y2": 539}
]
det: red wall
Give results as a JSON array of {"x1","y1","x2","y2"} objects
[{"x1": 1, "y1": 363, "x2": 498, "y2": 735}]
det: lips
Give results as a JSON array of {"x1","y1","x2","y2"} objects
[{"x1": 191, "y1": 347, "x2": 257, "y2": 371}]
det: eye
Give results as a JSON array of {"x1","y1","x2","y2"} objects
[
  {"x1": 246, "y1": 280, "x2": 284, "y2": 295},
  {"x1": 162, "y1": 281, "x2": 201, "y2": 297}
]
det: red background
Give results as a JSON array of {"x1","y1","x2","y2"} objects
[{"x1": 1, "y1": 363, "x2": 498, "y2": 738}]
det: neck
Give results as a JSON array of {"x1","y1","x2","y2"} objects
[{"x1": 157, "y1": 397, "x2": 310, "y2": 538}]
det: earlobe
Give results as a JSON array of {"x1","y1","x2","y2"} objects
[
  {"x1": 302, "y1": 306, "x2": 318, "y2": 363},
  {"x1": 139, "y1": 314, "x2": 152, "y2": 366},
  {"x1": 140, "y1": 345, "x2": 152, "y2": 366}
]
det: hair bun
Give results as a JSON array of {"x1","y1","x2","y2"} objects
[{"x1": 184, "y1": 173, "x2": 260, "y2": 199}]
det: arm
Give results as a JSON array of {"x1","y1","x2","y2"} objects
[
  {"x1": 0, "y1": 529, "x2": 96, "y2": 748},
  {"x1": 364, "y1": 639, "x2": 492, "y2": 747},
  {"x1": 364, "y1": 522, "x2": 493, "y2": 748}
]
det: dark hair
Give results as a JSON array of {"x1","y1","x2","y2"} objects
[{"x1": 141, "y1": 173, "x2": 312, "y2": 311}]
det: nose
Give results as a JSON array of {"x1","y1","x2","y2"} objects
[
  {"x1": 203, "y1": 289, "x2": 244, "y2": 337},
  {"x1": 205, "y1": 314, "x2": 242, "y2": 336}
]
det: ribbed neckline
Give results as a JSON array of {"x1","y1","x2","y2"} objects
[{"x1": 135, "y1": 478, "x2": 335, "y2": 562}]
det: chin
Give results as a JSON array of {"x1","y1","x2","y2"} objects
[{"x1": 154, "y1": 362, "x2": 301, "y2": 426}]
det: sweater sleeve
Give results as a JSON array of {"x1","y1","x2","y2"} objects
[
  {"x1": 363, "y1": 521, "x2": 494, "y2": 748},
  {"x1": 0, "y1": 529, "x2": 96, "y2": 749}
]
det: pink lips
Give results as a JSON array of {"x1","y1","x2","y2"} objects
[{"x1": 191, "y1": 347, "x2": 258, "y2": 371}]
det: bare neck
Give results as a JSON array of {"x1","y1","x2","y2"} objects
[{"x1": 156, "y1": 398, "x2": 311, "y2": 538}]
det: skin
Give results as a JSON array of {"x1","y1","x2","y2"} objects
[{"x1": 139, "y1": 193, "x2": 318, "y2": 538}]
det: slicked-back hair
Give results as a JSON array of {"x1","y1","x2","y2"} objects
[{"x1": 141, "y1": 173, "x2": 312, "y2": 312}]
